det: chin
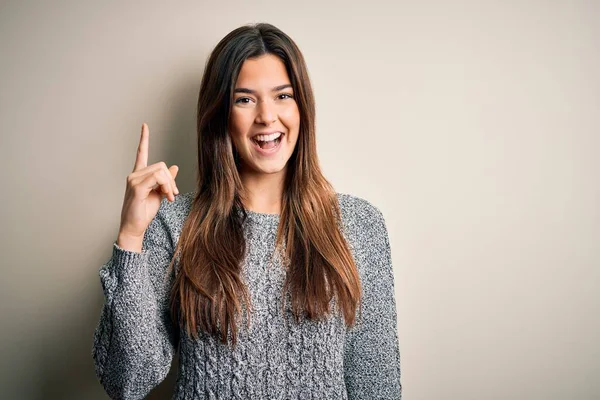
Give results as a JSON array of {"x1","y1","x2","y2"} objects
[{"x1": 254, "y1": 163, "x2": 287, "y2": 174}]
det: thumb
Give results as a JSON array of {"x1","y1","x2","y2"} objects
[{"x1": 169, "y1": 165, "x2": 179, "y2": 179}]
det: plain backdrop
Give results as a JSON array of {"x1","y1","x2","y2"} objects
[{"x1": 0, "y1": 1, "x2": 598, "y2": 399}]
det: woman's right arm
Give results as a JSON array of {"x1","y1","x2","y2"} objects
[
  {"x1": 92, "y1": 123, "x2": 181, "y2": 399},
  {"x1": 92, "y1": 199, "x2": 179, "y2": 400}
]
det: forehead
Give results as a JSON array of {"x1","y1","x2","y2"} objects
[{"x1": 235, "y1": 54, "x2": 291, "y2": 87}]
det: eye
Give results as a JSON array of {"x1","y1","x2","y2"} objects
[
  {"x1": 278, "y1": 93, "x2": 294, "y2": 100},
  {"x1": 235, "y1": 97, "x2": 253, "y2": 104}
]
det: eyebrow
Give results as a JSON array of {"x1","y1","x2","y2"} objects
[{"x1": 234, "y1": 84, "x2": 292, "y2": 95}]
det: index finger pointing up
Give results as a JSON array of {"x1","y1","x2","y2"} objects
[{"x1": 134, "y1": 123, "x2": 149, "y2": 171}]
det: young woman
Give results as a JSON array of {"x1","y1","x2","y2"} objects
[{"x1": 92, "y1": 22, "x2": 402, "y2": 399}]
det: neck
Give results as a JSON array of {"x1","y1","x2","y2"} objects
[{"x1": 239, "y1": 166, "x2": 286, "y2": 214}]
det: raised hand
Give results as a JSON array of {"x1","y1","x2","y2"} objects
[{"x1": 116, "y1": 123, "x2": 179, "y2": 252}]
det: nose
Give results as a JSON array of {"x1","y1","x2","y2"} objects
[{"x1": 255, "y1": 99, "x2": 277, "y2": 125}]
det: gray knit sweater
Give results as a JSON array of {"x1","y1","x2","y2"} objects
[{"x1": 92, "y1": 191, "x2": 402, "y2": 399}]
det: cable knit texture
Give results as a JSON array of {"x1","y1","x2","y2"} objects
[{"x1": 92, "y1": 191, "x2": 402, "y2": 399}]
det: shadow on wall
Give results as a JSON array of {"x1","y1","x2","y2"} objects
[{"x1": 34, "y1": 72, "x2": 198, "y2": 400}]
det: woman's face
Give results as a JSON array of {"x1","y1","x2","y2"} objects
[{"x1": 229, "y1": 53, "x2": 300, "y2": 176}]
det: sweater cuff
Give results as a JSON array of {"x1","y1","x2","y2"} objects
[{"x1": 110, "y1": 241, "x2": 151, "y2": 284}]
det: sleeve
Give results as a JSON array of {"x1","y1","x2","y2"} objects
[
  {"x1": 344, "y1": 206, "x2": 403, "y2": 399},
  {"x1": 92, "y1": 198, "x2": 179, "y2": 400}
]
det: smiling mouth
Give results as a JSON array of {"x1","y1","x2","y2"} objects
[{"x1": 251, "y1": 133, "x2": 284, "y2": 150}]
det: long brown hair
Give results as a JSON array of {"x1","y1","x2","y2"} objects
[{"x1": 165, "y1": 22, "x2": 362, "y2": 347}]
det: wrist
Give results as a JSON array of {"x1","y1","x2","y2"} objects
[{"x1": 116, "y1": 232, "x2": 144, "y2": 253}]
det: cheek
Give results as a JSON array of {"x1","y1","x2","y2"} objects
[
  {"x1": 280, "y1": 106, "x2": 300, "y2": 128},
  {"x1": 229, "y1": 111, "x2": 252, "y2": 134}
]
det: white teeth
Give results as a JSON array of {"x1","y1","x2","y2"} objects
[{"x1": 252, "y1": 132, "x2": 282, "y2": 142}]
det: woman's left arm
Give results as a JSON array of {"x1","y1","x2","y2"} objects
[{"x1": 344, "y1": 205, "x2": 402, "y2": 399}]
